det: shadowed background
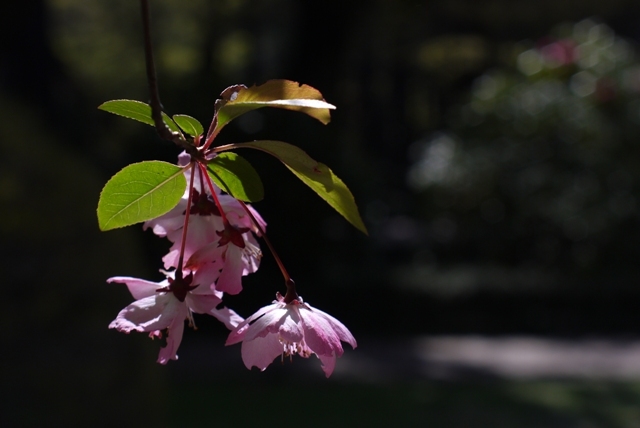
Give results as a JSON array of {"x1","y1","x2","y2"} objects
[{"x1": 3, "y1": 0, "x2": 640, "y2": 426}]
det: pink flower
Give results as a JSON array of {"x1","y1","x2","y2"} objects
[
  {"x1": 143, "y1": 152, "x2": 266, "y2": 292},
  {"x1": 226, "y1": 293, "x2": 357, "y2": 377},
  {"x1": 145, "y1": 187, "x2": 260, "y2": 270},
  {"x1": 186, "y1": 223, "x2": 262, "y2": 295},
  {"x1": 109, "y1": 272, "x2": 243, "y2": 364}
]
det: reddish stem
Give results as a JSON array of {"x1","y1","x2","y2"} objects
[
  {"x1": 176, "y1": 162, "x2": 197, "y2": 279},
  {"x1": 208, "y1": 142, "x2": 235, "y2": 153},
  {"x1": 198, "y1": 161, "x2": 231, "y2": 226},
  {"x1": 202, "y1": 124, "x2": 220, "y2": 152},
  {"x1": 196, "y1": 162, "x2": 206, "y2": 195},
  {"x1": 238, "y1": 201, "x2": 298, "y2": 303}
]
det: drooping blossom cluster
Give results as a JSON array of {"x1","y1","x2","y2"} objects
[
  {"x1": 227, "y1": 292, "x2": 357, "y2": 378},
  {"x1": 109, "y1": 152, "x2": 356, "y2": 376},
  {"x1": 144, "y1": 152, "x2": 264, "y2": 296}
]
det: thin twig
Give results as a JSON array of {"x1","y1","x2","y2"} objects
[{"x1": 140, "y1": 0, "x2": 198, "y2": 156}]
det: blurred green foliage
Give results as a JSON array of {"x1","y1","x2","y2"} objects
[{"x1": 407, "y1": 20, "x2": 640, "y2": 296}]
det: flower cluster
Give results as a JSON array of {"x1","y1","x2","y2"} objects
[{"x1": 109, "y1": 153, "x2": 356, "y2": 376}]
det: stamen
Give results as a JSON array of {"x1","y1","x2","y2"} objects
[
  {"x1": 187, "y1": 310, "x2": 197, "y2": 330},
  {"x1": 243, "y1": 241, "x2": 262, "y2": 260}
]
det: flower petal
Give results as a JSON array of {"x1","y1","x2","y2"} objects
[
  {"x1": 162, "y1": 216, "x2": 223, "y2": 269},
  {"x1": 162, "y1": 249, "x2": 180, "y2": 270},
  {"x1": 305, "y1": 304, "x2": 357, "y2": 349},
  {"x1": 215, "y1": 245, "x2": 245, "y2": 295},
  {"x1": 107, "y1": 276, "x2": 165, "y2": 300},
  {"x1": 277, "y1": 307, "x2": 304, "y2": 343},
  {"x1": 188, "y1": 245, "x2": 228, "y2": 295},
  {"x1": 242, "y1": 307, "x2": 289, "y2": 342},
  {"x1": 316, "y1": 352, "x2": 338, "y2": 378},
  {"x1": 186, "y1": 293, "x2": 222, "y2": 314},
  {"x1": 187, "y1": 241, "x2": 225, "y2": 270},
  {"x1": 157, "y1": 305, "x2": 188, "y2": 364},
  {"x1": 225, "y1": 322, "x2": 250, "y2": 345},
  {"x1": 109, "y1": 294, "x2": 178, "y2": 333},
  {"x1": 247, "y1": 204, "x2": 267, "y2": 236},
  {"x1": 299, "y1": 306, "x2": 343, "y2": 357},
  {"x1": 144, "y1": 206, "x2": 185, "y2": 237},
  {"x1": 210, "y1": 306, "x2": 245, "y2": 330},
  {"x1": 226, "y1": 303, "x2": 280, "y2": 345},
  {"x1": 241, "y1": 333, "x2": 283, "y2": 371}
]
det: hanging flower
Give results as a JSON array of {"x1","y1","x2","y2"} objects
[
  {"x1": 109, "y1": 271, "x2": 243, "y2": 364},
  {"x1": 226, "y1": 293, "x2": 356, "y2": 377},
  {"x1": 186, "y1": 222, "x2": 262, "y2": 295},
  {"x1": 144, "y1": 152, "x2": 265, "y2": 288}
]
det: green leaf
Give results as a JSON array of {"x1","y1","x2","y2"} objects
[
  {"x1": 98, "y1": 99, "x2": 181, "y2": 134},
  {"x1": 215, "y1": 80, "x2": 336, "y2": 133},
  {"x1": 97, "y1": 161, "x2": 186, "y2": 231},
  {"x1": 207, "y1": 152, "x2": 264, "y2": 202},
  {"x1": 173, "y1": 114, "x2": 203, "y2": 137},
  {"x1": 231, "y1": 140, "x2": 367, "y2": 234}
]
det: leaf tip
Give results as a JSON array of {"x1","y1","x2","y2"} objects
[{"x1": 357, "y1": 223, "x2": 369, "y2": 236}]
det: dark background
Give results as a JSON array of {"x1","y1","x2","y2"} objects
[{"x1": 3, "y1": 0, "x2": 640, "y2": 426}]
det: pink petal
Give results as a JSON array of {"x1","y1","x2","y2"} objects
[
  {"x1": 162, "y1": 249, "x2": 181, "y2": 270},
  {"x1": 144, "y1": 209, "x2": 185, "y2": 237},
  {"x1": 215, "y1": 245, "x2": 245, "y2": 295},
  {"x1": 317, "y1": 352, "x2": 338, "y2": 378},
  {"x1": 226, "y1": 303, "x2": 280, "y2": 345},
  {"x1": 276, "y1": 308, "x2": 304, "y2": 343},
  {"x1": 107, "y1": 276, "x2": 164, "y2": 300},
  {"x1": 220, "y1": 197, "x2": 250, "y2": 227},
  {"x1": 305, "y1": 305, "x2": 357, "y2": 349},
  {"x1": 242, "y1": 307, "x2": 289, "y2": 342},
  {"x1": 190, "y1": 251, "x2": 225, "y2": 293},
  {"x1": 225, "y1": 322, "x2": 250, "y2": 345},
  {"x1": 157, "y1": 305, "x2": 188, "y2": 364},
  {"x1": 186, "y1": 293, "x2": 222, "y2": 314},
  {"x1": 186, "y1": 216, "x2": 223, "y2": 250},
  {"x1": 187, "y1": 241, "x2": 225, "y2": 269},
  {"x1": 210, "y1": 306, "x2": 244, "y2": 330},
  {"x1": 109, "y1": 294, "x2": 178, "y2": 333},
  {"x1": 247, "y1": 204, "x2": 267, "y2": 235},
  {"x1": 240, "y1": 333, "x2": 283, "y2": 371},
  {"x1": 163, "y1": 217, "x2": 223, "y2": 269},
  {"x1": 177, "y1": 151, "x2": 191, "y2": 167},
  {"x1": 299, "y1": 307, "x2": 343, "y2": 357},
  {"x1": 192, "y1": 263, "x2": 222, "y2": 292}
]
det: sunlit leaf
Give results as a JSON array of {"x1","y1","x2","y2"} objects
[
  {"x1": 98, "y1": 99, "x2": 181, "y2": 134},
  {"x1": 207, "y1": 152, "x2": 264, "y2": 202},
  {"x1": 215, "y1": 80, "x2": 336, "y2": 133},
  {"x1": 173, "y1": 114, "x2": 203, "y2": 137},
  {"x1": 230, "y1": 140, "x2": 367, "y2": 234},
  {"x1": 97, "y1": 161, "x2": 186, "y2": 231}
]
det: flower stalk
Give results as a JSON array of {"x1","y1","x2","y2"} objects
[
  {"x1": 238, "y1": 200, "x2": 298, "y2": 302},
  {"x1": 175, "y1": 161, "x2": 197, "y2": 280}
]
